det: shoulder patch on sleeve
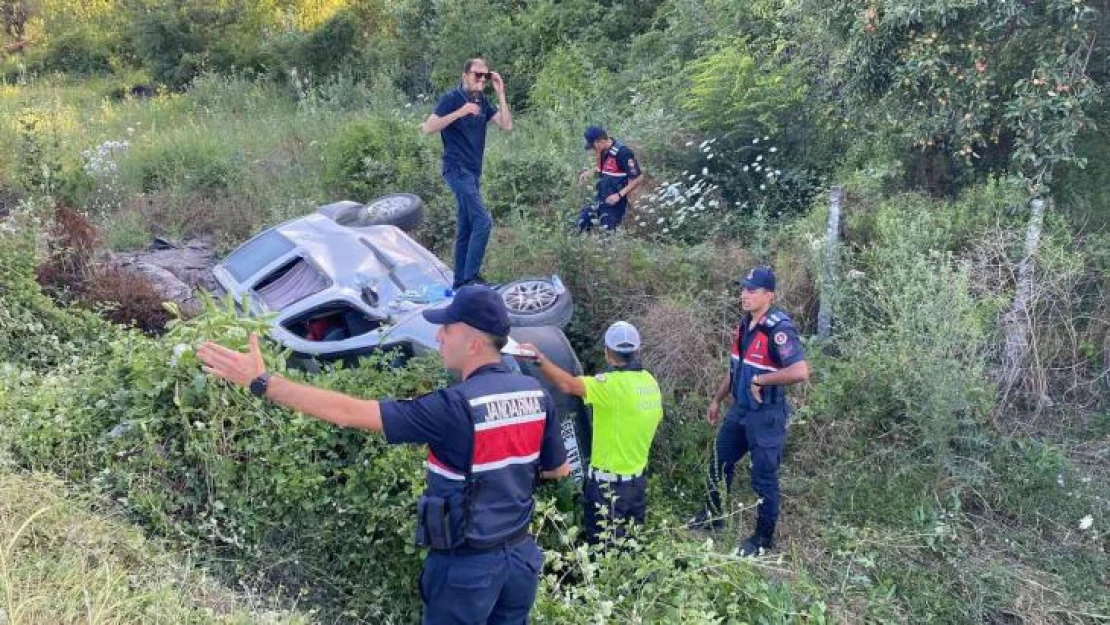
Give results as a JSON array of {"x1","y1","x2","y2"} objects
[
  {"x1": 594, "y1": 374, "x2": 607, "y2": 383},
  {"x1": 774, "y1": 331, "x2": 788, "y2": 345}
]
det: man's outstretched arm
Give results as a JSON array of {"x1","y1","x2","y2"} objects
[{"x1": 197, "y1": 333, "x2": 383, "y2": 431}]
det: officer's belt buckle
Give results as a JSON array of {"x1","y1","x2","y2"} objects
[{"x1": 588, "y1": 467, "x2": 642, "y2": 483}]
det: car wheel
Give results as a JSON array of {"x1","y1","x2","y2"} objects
[
  {"x1": 327, "y1": 193, "x2": 425, "y2": 232},
  {"x1": 498, "y1": 278, "x2": 573, "y2": 328},
  {"x1": 509, "y1": 325, "x2": 591, "y2": 484}
]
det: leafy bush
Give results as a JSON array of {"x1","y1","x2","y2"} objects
[
  {"x1": 322, "y1": 113, "x2": 442, "y2": 202},
  {"x1": 126, "y1": 0, "x2": 275, "y2": 88},
  {"x1": 31, "y1": 24, "x2": 119, "y2": 75},
  {"x1": 273, "y1": 9, "x2": 365, "y2": 80},
  {"x1": 807, "y1": 195, "x2": 998, "y2": 469},
  {"x1": 483, "y1": 127, "x2": 580, "y2": 220},
  {"x1": 0, "y1": 296, "x2": 444, "y2": 618},
  {"x1": 531, "y1": 501, "x2": 829, "y2": 623}
]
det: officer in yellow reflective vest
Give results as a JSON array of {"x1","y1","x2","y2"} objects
[{"x1": 517, "y1": 321, "x2": 664, "y2": 545}]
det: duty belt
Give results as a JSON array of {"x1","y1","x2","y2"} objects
[
  {"x1": 588, "y1": 467, "x2": 643, "y2": 483},
  {"x1": 431, "y1": 526, "x2": 530, "y2": 556}
]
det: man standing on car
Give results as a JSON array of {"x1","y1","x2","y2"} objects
[
  {"x1": 516, "y1": 321, "x2": 663, "y2": 546},
  {"x1": 576, "y1": 126, "x2": 643, "y2": 232},
  {"x1": 688, "y1": 267, "x2": 809, "y2": 557},
  {"x1": 421, "y1": 58, "x2": 513, "y2": 290},
  {"x1": 197, "y1": 286, "x2": 570, "y2": 624}
]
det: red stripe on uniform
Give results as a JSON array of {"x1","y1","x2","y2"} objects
[
  {"x1": 427, "y1": 451, "x2": 463, "y2": 476},
  {"x1": 473, "y1": 419, "x2": 546, "y2": 466}
]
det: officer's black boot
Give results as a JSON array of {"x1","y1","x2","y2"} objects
[
  {"x1": 737, "y1": 518, "x2": 776, "y2": 557},
  {"x1": 736, "y1": 531, "x2": 774, "y2": 557}
]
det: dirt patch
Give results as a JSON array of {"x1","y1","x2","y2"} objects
[
  {"x1": 36, "y1": 205, "x2": 221, "y2": 331},
  {"x1": 111, "y1": 235, "x2": 220, "y2": 294}
]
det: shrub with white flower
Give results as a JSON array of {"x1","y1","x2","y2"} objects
[
  {"x1": 81, "y1": 139, "x2": 132, "y2": 216},
  {"x1": 628, "y1": 135, "x2": 785, "y2": 242},
  {"x1": 82, "y1": 140, "x2": 130, "y2": 177}
]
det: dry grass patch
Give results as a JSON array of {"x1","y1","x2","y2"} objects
[{"x1": 0, "y1": 470, "x2": 306, "y2": 625}]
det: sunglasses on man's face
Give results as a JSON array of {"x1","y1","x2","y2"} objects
[{"x1": 470, "y1": 71, "x2": 493, "y2": 81}]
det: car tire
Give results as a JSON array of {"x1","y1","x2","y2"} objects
[
  {"x1": 325, "y1": 193, "x2": 425, "y2": 232},
  {"x1": 498, "y1": 278, "x2": 574, "y2": 328},
  {"x1": 509, "y1": 325, "x2": 591, "y2": 483}
]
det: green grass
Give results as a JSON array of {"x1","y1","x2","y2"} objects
[{"x1": 0, "y1": 469, "x2": 307, "y2": 625}]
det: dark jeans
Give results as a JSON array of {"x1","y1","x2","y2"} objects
[
  {"x1": 420, "y1": 536, "x2": 544, "y2": 625},
  {"x1": 706, "y1": 405, "x2": 788, "y2": 540},
  {"x1": 444, "y1": 168, "x2": 492, "y2": 288},
  {"x1": 576, "y1": 201, "x2": 627, "y2": 232},
  {"x1": 583, "y1": 475, "x2": 647, "y2": 546}
]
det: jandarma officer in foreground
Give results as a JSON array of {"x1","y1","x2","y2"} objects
[
  {"x1": 517, "y1": 321, "x2": 663, "y2": 546},
  {"x1": 197, "y1": 286, "x2": 570, "y2": 625},
  {"x1": 688, "y1": 267, "x2": 809, "y2": 557}
]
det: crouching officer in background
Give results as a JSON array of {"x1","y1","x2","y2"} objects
[
  {"x1": 517, "y1": 321, "x2": 663, "y2": 546},
  {"x1": 688, "y1": 267, "x2": 809, "y2": 556},
  {"x1": 576, "y1": 126, "x2": 643, "y2": 232},
  {"x1": 197, "y1": 286, "x2": 571, "y2": 625}
]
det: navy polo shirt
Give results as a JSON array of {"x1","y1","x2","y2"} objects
[
  {"x1": 434, "y1": 85, "x2": 498, "y2": 178},
  {"x1": 379, "y1": 363, "x2": 567, "y2": 476}
]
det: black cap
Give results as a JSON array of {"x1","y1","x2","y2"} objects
[
  {"x1": 584, "y1": 125, "x2": 606, "y2": 150},
  {"x1": 422, "y1": 285, "x2": 511, "y2": 337},
  {"x1": 734, "y1": 266, "x2": 776, "y2": 291}
]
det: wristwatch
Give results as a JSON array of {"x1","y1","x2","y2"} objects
[{"x1": 249, "y1": 372, "x2": 271, "y2": 398}]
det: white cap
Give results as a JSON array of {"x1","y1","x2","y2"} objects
[{"x1": 604, "y1": 321, "x2": 641, "y2": 353}]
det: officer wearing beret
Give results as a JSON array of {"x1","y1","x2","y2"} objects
[
  {"x1": 198, "y1": 286, "x2": 570, "y2": 624},
  {"x1": 688, "y1": 267, "x2": 809, "y2": 556}
]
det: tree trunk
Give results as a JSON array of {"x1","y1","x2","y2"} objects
[{"x1": 1000, "y1": 196, "x2": 1046, "y2": 397}]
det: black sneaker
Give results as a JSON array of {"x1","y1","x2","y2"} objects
[
  {"x1": 735, "y1": 534, "x2": 773, "y2": 557},
  {"x1": 686, "y1": 509, "x2": 725, "y2": 532}
]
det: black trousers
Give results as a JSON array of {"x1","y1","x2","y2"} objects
[{"x1": 583, "y1": 475, "x2": 647, "y2": 546}]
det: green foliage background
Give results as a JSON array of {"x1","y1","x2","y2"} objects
[{"x1": 0, "y1": 0, "x2": 1107, "y2": 622}]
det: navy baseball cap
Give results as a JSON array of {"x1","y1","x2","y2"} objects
[
  {"x1": 584, "y1": 125, "x2": 606, "y2": 150},
  {"x1": 422, "y1": 285, "x2": 511, "y2": 337},
  {"x1": 735, "y1": 266, "x2": 776, "y2": 291}
]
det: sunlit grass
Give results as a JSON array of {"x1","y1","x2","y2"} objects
[{"x1": 0, "y1": 470, "x2": 306, "y2": 624}]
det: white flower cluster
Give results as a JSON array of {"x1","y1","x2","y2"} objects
[
  {"x1": 742, "y1": 136, "x2": 782, "y2": 189},
  {"x1": 633, "y1": 135, "x2": 782, "y2": 240},
  {"x1": 82, "y1": 139, "x2": 131, "y2": 177}
]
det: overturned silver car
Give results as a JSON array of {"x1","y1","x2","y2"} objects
[{"x1": 212, "y1": 194, "x2": 590, "y2": 481}]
